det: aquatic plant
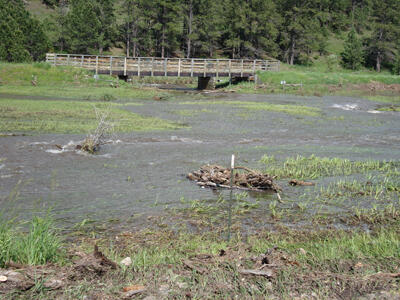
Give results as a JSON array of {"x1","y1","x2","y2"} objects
[{"x1": 261, "y1": 154, "x2": 393, "y2": 179}]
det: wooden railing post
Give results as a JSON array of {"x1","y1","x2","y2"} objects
[
  {"x1": 164, "y1": 58, "x2": 167, "y2": 76},
  {"x1": 191, "y1": 59, "x2": 194, "y2": 77},
  {"x1": 81, "y1": 55, "x2": 84, "y2": 67},
  {"x1": 253, "y1": 60, "x2": 256, "y2": 75},
  {"x1": 203, "y1": 59, "x2": 206, "y2": 77},
  {"x1": 178, "y1": 59, "x2": 181, "y2": 77},
  {"x1": 124, "y1": 57, "x2": 127, "y2": 76},
  {"x1": 67, "y1": 54, "x2": 70, "y2": 66},
  {"x1": 229, "y1": 60, "x2": 231, "y2": 78},
  {"x1": 151, "y1": 57, "x2": 154, "y2": 77},
  {"x1": 241, "y1": 59, "x2": 244, "y2": 77},
  {"x1": 54, "y1": 54, "x2": 57, "y2": 66},
  {"x1": 216, "y1": 59, "x2": 219, "y2": 79},
  {"x1": 110, "y1": 56, "x2": 113, "y2": 75},
  {"x1": 138, "y1": 57, "x2": 141, "y2": 76},
  {"x1": 95, "y1": 56, "x2": 99, "y2": 75}
]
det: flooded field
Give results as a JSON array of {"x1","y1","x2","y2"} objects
[{"x1": 1, "y1": 93, "x2": 399, "y2": 233}]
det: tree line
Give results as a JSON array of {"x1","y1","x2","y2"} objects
[{"x1": 1, "y1": 0, "x2": 400, "y2": 73}]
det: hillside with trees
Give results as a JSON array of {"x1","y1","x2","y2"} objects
[{"x1": 1, "y1": 0, "x2": 400, "y2": 72}]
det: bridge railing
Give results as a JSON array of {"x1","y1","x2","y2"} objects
[{"x1": 46, "y1": 53, "x2": 280, "y2": 77}]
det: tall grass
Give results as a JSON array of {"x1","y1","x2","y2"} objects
[
  {"x1": 261, "y1": 155, "x2": 392, "y2": 179},
  {"x1": 0, "y1": 215, "x2": 63, "y2": 267}
]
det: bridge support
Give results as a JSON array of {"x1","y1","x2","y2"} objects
[{"x1": 197, "y1": 77, "x2": 215, "y2": 90}]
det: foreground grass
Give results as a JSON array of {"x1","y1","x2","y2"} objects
[
  {"x1": 4, "y1": 224, "x2": 398, "y2": 299},
  {"x1": 0, "y1": 215, "x2": 63, "y2": 267},
  {"x1": 0, "y1": 98, "x2": 183, "y2": 133},
  {"x1": 180, "y1": 100, "x2": 322, "y2": 116}
]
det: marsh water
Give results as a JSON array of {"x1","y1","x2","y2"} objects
[{"x1": 1, "y1": 92, "x2": 399, "y2": 232}]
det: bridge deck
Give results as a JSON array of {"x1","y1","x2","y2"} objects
[{"x1": 46, "y1": 53, "x2": 280, "y2": 77}]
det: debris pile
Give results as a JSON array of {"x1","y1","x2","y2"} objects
[{"x1": 187, "y1": 165, "x2": 280, "y2": 192}]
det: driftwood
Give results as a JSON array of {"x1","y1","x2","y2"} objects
[
  {"x1": 289, "y1": 179, "x2": 315, "y2": 186},
  {"x1": 187, "y1": 165, "x2": 280, "y2": 192}
]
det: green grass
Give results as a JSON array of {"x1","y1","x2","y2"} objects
[
  {"x1": 0, "y1": 215, "x2": 63, "y2": 267},
  {"x1": 257, "y1": 68, "x2": 400, "y2": 86},
  {"x1": 0, "y1": 98, "x2": 183, "y2": 133},
  {"x1": 0, "y1": 62, "x2": 176, "y2": 101},
  {"x1": 261, "y1": 154, "x2": 393, "y2": 179},
  {"x1": 180, "y1": 100, "x2": 321, "y2": 117}
]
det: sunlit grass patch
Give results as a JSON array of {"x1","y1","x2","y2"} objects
[
  {"x1": 0, "y1": 98, "x2": 183, "y2": 133},
  {"x1": 261, "y1": 154, "x2": 394, "y2": 179},
  {"x1": 179, "y1": 100, "x2": 321, "y2": 116},
  {"x1": 0, "y1": 62, "x2": 177, "y2": 101}
]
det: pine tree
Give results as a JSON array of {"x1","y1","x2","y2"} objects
[
  {"x1": 276, "y1": 0, "x2": 324, "y2": 65},
  {"x1": 365, "y1": 0, "x2": 400, "y2": 72},
  {"x1": 65, "y1": 0, "x2": 116, "y2": 54},
  {"x1": 152, "y1": 0, "x2": 183, "y2": 57},
  {"x1": 341, "y1": 28, "x2": 364, "y2": 70},
  {"x1": 0, "y1": 0, "x2": 49, "y2": 62}
]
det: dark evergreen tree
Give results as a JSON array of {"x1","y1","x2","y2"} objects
[
  {"x1": 0, "y1": 0, "x2": 49, "y2": 62},
  {"x1": 183, "y1": 0, "x2": 223, "y2": 58},
  {"x1": 276, "y1": 0, "x2": 324, "y2": 65},
  {"x1": 365, "y1": 0, "x2": 400, "y2": 72},
  {"x1": 151, "y1": 0, "x2": 183, "y2": 57},
  {"x1": 341, "y1": 28, "x2": 364, "y2": 70},
  {"x1": 65, "y1": 0, "x2": 116, "y2": 54}
]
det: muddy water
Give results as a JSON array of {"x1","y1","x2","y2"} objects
[{"x1": 0, "y1": 93, "x2": 399, "y2": 231}]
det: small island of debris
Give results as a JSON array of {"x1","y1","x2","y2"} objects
[{"x1": 187, "y1": 164, "x2": 280, "y2": 192}]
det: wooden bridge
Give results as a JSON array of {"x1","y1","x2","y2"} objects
[{"x1": 46, "y1": 53, "x2": 280, "y2": 89}]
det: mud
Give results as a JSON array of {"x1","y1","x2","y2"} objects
[{"x1": 0, "y1": 93, "x2": 399, "y2": 231}]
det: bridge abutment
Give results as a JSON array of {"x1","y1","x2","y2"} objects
[{"x1": 197, "y1": 76, "x2": 215, "y2": 90}]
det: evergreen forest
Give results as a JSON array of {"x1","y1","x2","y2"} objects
[{"x1": 1, "y1": 0, "x2": 400, "y2": 73}]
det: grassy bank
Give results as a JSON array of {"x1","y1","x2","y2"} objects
[
  {"x1": 0, "y1": 62, "x2": 180, "y2": 101},
  {"x1": 227, "y1": 63, "x2": 400, "y2": 101}
]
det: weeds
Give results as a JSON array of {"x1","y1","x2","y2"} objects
[{"x1": 0, "y1": 214, "x2": 63, "y2": 267}]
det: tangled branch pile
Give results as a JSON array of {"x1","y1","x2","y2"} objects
[
  {"x1": 77, "y1": 107, "x2": 115, "y2": 153},
  {"x1": 187, "y1": 165, "x2": 280, "y2": 192}
]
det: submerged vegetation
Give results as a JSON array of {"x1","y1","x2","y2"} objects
[
  {"x1": 180, "y1": 100, "x2": 322, "y2": 116},
  {"x1": 0, "y1": 98, "x2": 183, "y2": 134}
]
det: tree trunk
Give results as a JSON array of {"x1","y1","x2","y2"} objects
[
  {"x1": 126, "y1": 22, "x2": 130, "y2": 57},
  {"x1": 376, "y1": 53, "x2": 381, "y2": 72},
  {"x1": 289, "y1": 39, "x2": 295, "y2": 65},
  {"x1": 161, "y1": 27, "x2": 165, "y2": 58},
  {"x1": 186, "y1": 0, "x2": 193, "y2": 58}
]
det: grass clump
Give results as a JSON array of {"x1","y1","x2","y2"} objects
[
  {"x1": 0, "y1": 98, "x2": 183, "y2": 133},
  {"x1": 261, "y1": 154, "x2": 393, "y2": 179},
  {"x1": 180, "y1": 100, "x2": 321, "y2": 116},
  {"x1": 0, "y1": 215, "x2": 63, "y2": 267}
]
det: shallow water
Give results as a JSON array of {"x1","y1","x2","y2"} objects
[{"x1": 0, "y1": 93, "x2": 399, "y2": 231}]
